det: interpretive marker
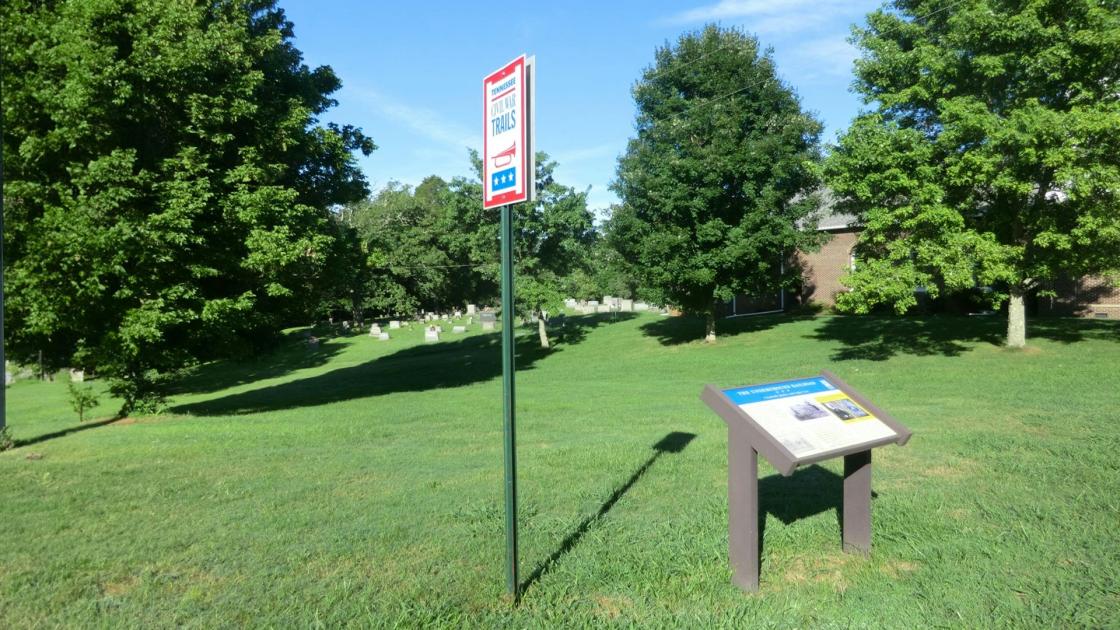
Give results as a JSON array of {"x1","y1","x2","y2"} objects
[{"x1": 701, "y1": 370, "x2": 912, "y2": 592}]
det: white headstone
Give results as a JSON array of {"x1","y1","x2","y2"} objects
[
  {"x1": 369, "y1": 324, "x2": 382, "y2": 336},
  {"x1": 597, "y1": 304, "x2": 612, "y2": 314},
  {"x1": 378, "y1": 332, "x2": 390, "y2": 341},
  {"x1": 588, "y1": 300, "x2": 599, "y2": 307},
  {"x1": 482, "y1": 320, "x2": 496, "y2": 331},
  {"x1": 454, "y1": 310, "x2": 462, "y2": 318},
  {"x1": 467, "y1": 304, "x2": 477, "y2": 315},
  {"x1": 69, "y1": 369, "x2": 85, "y2": 383},
  {"x1": 425, "y1": 327, "x2": 440, "y2": 342},
  {"x1": 389, "y1": 320, "x2": 401, "y2": 329},
  {"x1": 564, "y1": 298, "x2": 577, "y2": 308},
  {"x1": 634, "y1": 302, "x2": 649, "y2": 312},
  {"x1": 435, "y1": 325, "x2": 444, "y2": 333},
  {"x1": 452, "y1": 325, "x2": 466, "y2": 333},
  {"x1": 620, "y1": 299, "x2": 634, "y2": 312}
]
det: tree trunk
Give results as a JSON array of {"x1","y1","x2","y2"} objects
[
  {"x1": 1006, "y1": 287, "x2": 1027, "y2": 348},
  {"x1": 537, "y1": 315, "x2": 550, "y2": 349},
  {"x1": 705, "y1": 310, "x2": 717, "y2": 343}
]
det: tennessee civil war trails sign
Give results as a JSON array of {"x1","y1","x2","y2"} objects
[{"x1": 483, "y1": 55, "x2": 535, "y2": 210}]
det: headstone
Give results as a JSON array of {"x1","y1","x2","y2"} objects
[
  {"x1": 634, "y1": 302, "x2": 649, "y2": 312},
  {"x1": 369, "y1": 324, "x2": 382, "y2": 336},
  {"x1": 435, "y1": 325, "x2": 444, "y2": 333},
  {"x1": 425, "y1": 314, "x2": 433, "y2": 322},
  {"x1": 454, "y1": 310, "x2": 462, "y2": 318},
  {"x1": 603, "y1": 296, "x2": 613, "y2": 306},
  {"x1": 342, "y1": 320, "x2": 350, "y2": 330},
  {"x1": 467, "y1": 317, "x2": 473, "y2": 325},
  {"x1": 564, "y1": 298, "x2": 577, "y2": 308},
  {"x1": 378, "y1": 332, "x2": 390, "y2": 341},
  {"x1": 480, "y1": 312, "x2": 497, "y2": 331},
  {"x1": 597, "y1": 304, "x2": 612, "y2": 314},
  {"x1": 425, "y1": 326, "x2": 440, "y2": 342},
  {"x1": 620, "y1": 299, "x2": 634, "y2": 312},
  {"x1": 452, "y1": 325, "x2": 466, "y2": 333},
  {"x1": 389, "y1": 320, "x2": 401, "y2": 329},
  {"x1": 308, "y1": 336, "x2": 320, "y2": 349},
  {"x1": 588, "y1": 300, "x2": 599, "y2": 308},
  {"x1": 69, "y1": 369, "x2": 85, "y2": 383},
  {"x1": 467, "y1": 304, "x2": 477, "y2": 315},
  {"x1": 5, "y1": 371, "x2": 14, "y2": 387}
]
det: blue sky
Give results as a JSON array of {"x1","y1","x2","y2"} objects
[{"x1": 282, "y1": 0, "x2": 883, "y2": 214}]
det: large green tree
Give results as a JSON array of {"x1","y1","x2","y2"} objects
[
  {"x1": 613, "y1": 26, "x2": 824, "y2": 342},
  {"x1": 2, "y1": 0, "x2": 374, "y2": 410},
  {"x1": 827, "y1": 0, "x2": 1120, "y2": 347}
]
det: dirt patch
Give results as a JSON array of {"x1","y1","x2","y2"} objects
[
  {"x1": 779, "y1": 552, "x2": 860, "y2": 592},
  {"x1": 880, "y1": 559, "x2": 919, "y2": 579},
  {"x1": 593, "y1": 594, "x2": 633, "y2": 620},
  {"x1": 920, "y1": 457, "x2": 979, "y2": 480},
  {"x1": 102, "y1": 576, "x2": 140, "y2": 597}
]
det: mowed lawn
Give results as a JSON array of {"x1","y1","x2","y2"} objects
[{"x1": 2, "y1": 313, "x2": 1119, "y2": 627}]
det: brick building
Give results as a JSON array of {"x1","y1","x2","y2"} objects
[{"x1": 790, "y1": 208, "x2": 1120, "y2": 318}]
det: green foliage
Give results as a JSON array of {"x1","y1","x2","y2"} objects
[
  {"x1": 3, "y1": 315, "x2": 1119, "y2": 625},
  {"x1": 613, "y1": 26, "x2": 824, "y2": 339},
  {"x1": 1, "y1": 0, "x2": 374, "y2": 411},
  {"x1": 827, "y1": 0, "x2": 1120, "y2": 337},
  {"x1": 66, "y1": 382, "x2": 100, "y2": 423},
  {"x1": 0, "y1": 427, "x2": 11, "y2": 452},
  {"x1": 342, "y1": 151, "x2": 595, "y2": 342}
]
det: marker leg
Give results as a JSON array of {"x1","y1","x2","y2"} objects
[
  {"x1": 728, "y1": 428, "x2": 759, "y2": 591},
  {"x1": 843, "y1": 450, "x2": 872, "y2": 554}
]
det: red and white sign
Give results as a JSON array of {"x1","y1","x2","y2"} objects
[{"x1": 483, "y1": 55, "x2": 534, "y2": 209}]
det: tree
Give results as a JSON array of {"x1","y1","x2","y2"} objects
[
  {"x1": 348, "y1": 178, "x2": 459, "y2": 317},
  {"x1": 826, "y1": 0, "x2": 1120, "y2": 347},
  {"x1": 613, "y1": 26, "x2": 824, "y2": 342},
  {"x1": 2, "y1": 1, "x2": 374, "y2": 411},
  {"x1": 510, "y1": 155, "x2": 595, "y2": 348}
]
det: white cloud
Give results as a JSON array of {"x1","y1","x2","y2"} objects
[
  {"x1": 786, "y1": 36, "x2": 859, "y2": 80},
  {"x1": 662, "y1": 0, "x2": 851, "y2": 35},
  {"x1": 551, "y1": 142, "x2": 623, "y2": 167},
  {"x1": 352, "y1": 87, "x2": 479, "y2": 153}
]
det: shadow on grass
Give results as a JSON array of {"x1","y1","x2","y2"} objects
[
  {"x1": 167, "y1": 330, "x2": 347, "y2": 396},
  {"x1": 520, "y1": 431, "x2": 696, "y2": 597},
  {"x1": 172, "y1": 313, "x2": 634, "y2": 416},
  {"x1": 810, "y1": 315, "x2": 1120, "y2": 362},
  {"x1": 11, "y1": 415, "x2": 125, "y2": 449},
  {"x1": 758, "y1": 464, "x2": 877, "y2": 556},
  {"x1": 641, "y1": 312, "x2": 815, "y2": 346}
]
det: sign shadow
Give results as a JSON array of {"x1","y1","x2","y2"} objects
[
  {"x1": 757, "y1": 464, "x2": 878, "y2": 557},
  {"x1": 519, "y1": 431, "x2": 696, "y2": 596}
]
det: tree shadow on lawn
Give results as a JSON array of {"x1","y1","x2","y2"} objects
[
  {"x1": 172, "y1": 313, "x2": 633, "y2": 416},
  {"x1": 520, "y1": 431, "x2": 696, "y2": 596},
  {"x1": 10, "y1": 414, "x2": 125, "y2": 449},
  {"x1": 166, "y1": 329, "x2": 347, "y2": 396},
  {"x1": 810, "y1": 315, "x2": 1120, "y2": 362},
  {"x1": 641, "y1": 311, "x2": 817, "y2": 346}
]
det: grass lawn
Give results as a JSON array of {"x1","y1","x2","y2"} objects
[{"x1": 2, "y1": 313, "x2": 1119, "y2": 627}]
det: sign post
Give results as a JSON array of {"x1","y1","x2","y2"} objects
[
  {"x1": 701, "y1": 371, "x2": 912, "y2": 591},
  {"x1": 484, "y1": 54, "x2": 535, "y2": 600}
]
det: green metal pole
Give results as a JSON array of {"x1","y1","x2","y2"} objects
[{"x1": 500, "y1": 202, "x2": 518, "y2": 599}]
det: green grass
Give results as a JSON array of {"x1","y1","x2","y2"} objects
[{"x1": 2, "y1": 313, "x2": 1119, "y2": 627}]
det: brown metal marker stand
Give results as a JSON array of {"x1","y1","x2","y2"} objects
[
  {"x1": 727, "y1": 426, "x2": 759, "y2": 591},
  {"x1": 702, "y1": 371, "x2": 911, "y2": 592}
]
